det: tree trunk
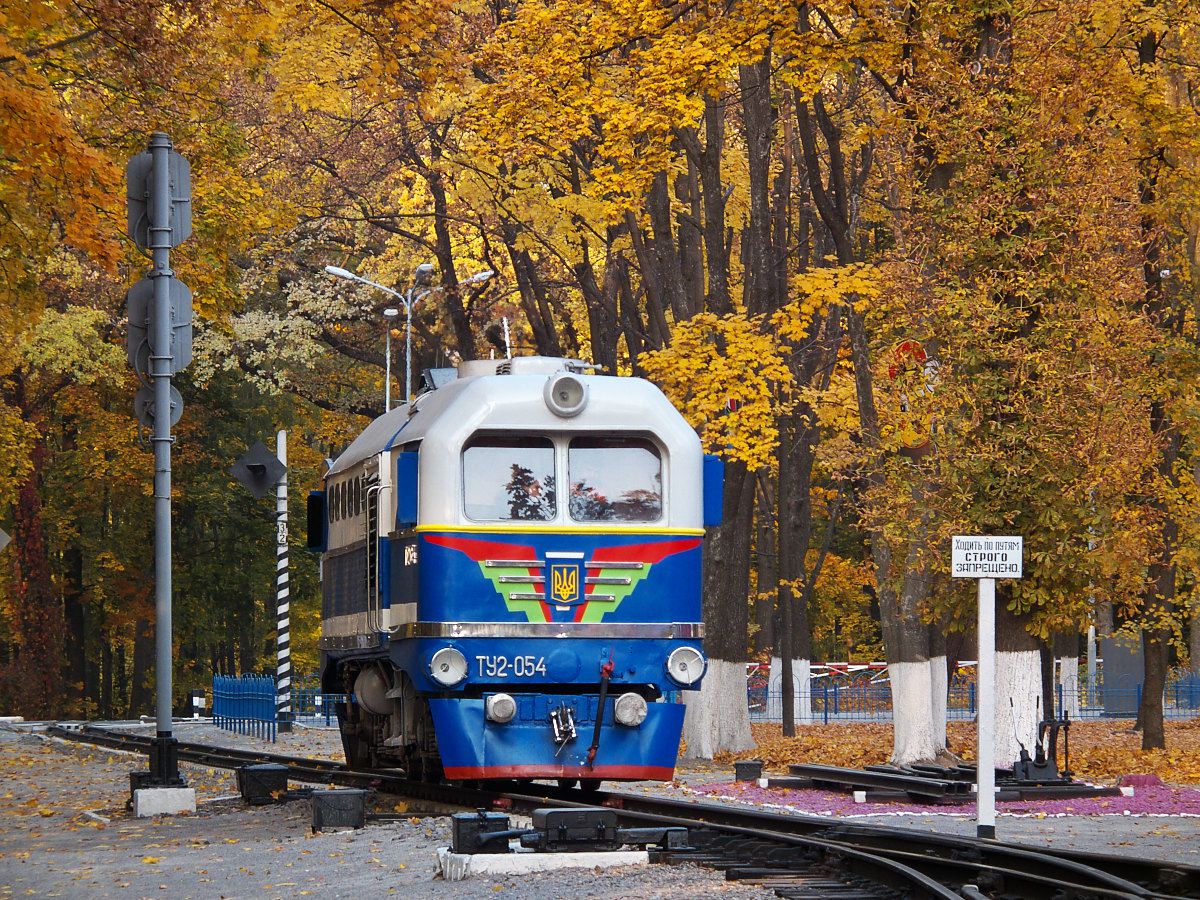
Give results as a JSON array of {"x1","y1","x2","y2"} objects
[
  {"x1": 63, "y1": 545, "x2": 87, "y2": 716},
  {"x1": 101, "y1": 637, "x2": 113, "y2": 719},
  {"x1": 993, "y1": 590, "x2": 1041, "y2": 767},
  {"x1": 1055, "y1": 631, "x2": 1081, "y2": 718},
  {"x1": 739, "y1": 55, "x2": 777, "y2": 315},
  {"x1": 769, "y1": 657, "x2": 812, "y2": 724},
  {"x1": 754, "y1": 477, "x2": 776, "y2": 657},
  {"x1": 130, "y1": 618, "x2": 154, "y2": 716},
  {"x1": 426, "y1": 167, "x2": 476, "y2": 361},
  {"x1": 574, "y1": 234, "x2": 621, "y2": 373},
  {"x1": 696, "y1": 98, "x2": 732, "y2": 315},
  {"x1": 675, "y1": 162, "x2": 705, "y2": 317},
  {"x1": 1191, "y1": 606, "x2": 1200, "y2": 676},
  {"x1": 682, "y1": 461, "x2": 756, "y2": 758},
  {"x1": 5, "y1": 438, "x2": 66, "y2": 719},
  {"x1": 115, "y1": 640, "x2": 128, "y2": 717},
  {"x1": 1039, "y1": 640, "x2": 1056, "y2": 722},
  {"x1": 928, "y1": 624, "x2": 948, "y2": 754},
  {"x1": 646, "y1": 172, "x2": 691, "y2": 321},
  {"x1": 1133, "y1": 25, "x2": 1180, "y2": 753},
  {"x1": 886, "y1": 534, "x2": 938, "y2": 765},
  {"x1": 777, "y1": 413, "x2": 818, "y2": 736},
  {"x1": 503, "y1": 223, "x2": 563, "y2": 358}
]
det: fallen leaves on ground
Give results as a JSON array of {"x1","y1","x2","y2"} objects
[{"x1": 712, "y1": 719, "x2": 1200, "y2": 784}]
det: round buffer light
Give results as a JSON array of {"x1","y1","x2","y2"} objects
[
  {"x1": 485, "y1": 693, "x2": 517, "y2": 724},
  {"x1": 544, "y1": 372, "x2": 588, "y2": 418},
  {"x1": 429, "y1": 647, "x2": 468, "y2": 686},
  {"x1": 666, "y1": 647, "x2": 706, "y2": 686},
  {"x1": 613, "y1": 692, "x2": 648, "y2": 727}
]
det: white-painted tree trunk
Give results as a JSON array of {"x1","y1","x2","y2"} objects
[
  {"x1": 1056, "y1": 656, "x2": 1080, "y2": 718},
  {"x1": 888, "y1": 660, "x2": 940, "y2": 765},
  {"x1": 767, "y1": 657, "x2": 813, "y2": 724},
  {"x1": 994, "y1": 649, "x2": 1041, "y2": 767},
  {"x1": 928, "y1": 655, "x2": 948, "y2": 753},
  {"x1": 680, "y1": 658, "x2": 755, "y2": 759}
]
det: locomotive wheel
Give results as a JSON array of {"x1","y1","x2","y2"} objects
[
  {"x1": 556, "y1": 778, "x2": 579, "y2": 790},
  {"x1": 335, "y1": 702, "x2": 374, "y2": 770}
]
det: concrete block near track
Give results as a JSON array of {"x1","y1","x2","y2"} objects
[
  {"x1": 437, "y1": 847, "x2": 648, "y2": 881},
  {"x1": 133, "y1": 787, "x2": 196, "y2": 817}
]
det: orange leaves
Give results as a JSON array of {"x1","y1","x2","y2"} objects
[{"x1": 714, "y1": 723, "x2": 895, "y2": 771}]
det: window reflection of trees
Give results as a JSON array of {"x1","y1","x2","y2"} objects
[
  {"x1": 505, "y1": 466, "x2": 556, "y2": 520},
  {"x1": 464, "y1": 436, "x2": 556, "y2": 521},
  {"x1": 568, "y1": 438, "x2": 662, "y2": 522}
]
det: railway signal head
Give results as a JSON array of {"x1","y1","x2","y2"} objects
[{"x1": 231, "y1": 441, "x2": 287, "y2": 499}]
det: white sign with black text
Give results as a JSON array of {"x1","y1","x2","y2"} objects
[{"x1": 951, "y1": 535, "x2": 1023, "y2": 579}]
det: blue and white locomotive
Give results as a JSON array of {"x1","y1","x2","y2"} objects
[{"x1": 307, "y1": 356, "x2": 722, "y2": 784}]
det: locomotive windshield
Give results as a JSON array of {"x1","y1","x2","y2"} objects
[
  {"x1": 568, "y1": 436, "x2": 662, "y2": 522},
  {"x1": 463, "y1": 435, "x2": 557, "y2": 521}
]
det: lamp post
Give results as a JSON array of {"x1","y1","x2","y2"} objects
[
  {"x1": 383, "y1": 307, "x2": 399, "y2": 411},
  {"x1": 324, "y1": 264, "x2": 495, "y2": 406},
  {"x1": 405, "y1": 263, "x2": 435, "y2": 405}
]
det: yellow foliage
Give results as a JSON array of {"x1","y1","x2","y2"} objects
[{"x1": 641, "y1": 313, "x2": 792, "y2": 470}]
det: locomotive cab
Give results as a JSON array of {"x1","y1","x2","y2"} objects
[{"x1": 316, "y1": 357, "x2": 715, "y2": 783}]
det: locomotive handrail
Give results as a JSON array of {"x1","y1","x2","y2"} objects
[
  {"x1": 365, "y1": 482, "x2": 383, "y2": 634},
  {"x1": 413, "y1": 523, "x2": 705, "y2": 535},
  {"x1": 394, "y1": 621, "x2": 705, "y2": 639}
]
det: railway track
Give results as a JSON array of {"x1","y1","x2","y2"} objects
[{"x1": 46, "y1": 724, "x2": 1200, "y2": 900}]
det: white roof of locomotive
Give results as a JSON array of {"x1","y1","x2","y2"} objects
[{"x1": 326, "y1": 356, "x2": 703, "y2": 528}]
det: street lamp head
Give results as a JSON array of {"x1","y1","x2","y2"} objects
[
  {"x1": 466, "y1": 269, "x2": 495, "y2": 284},
  {"x1": 324, "y1": 265, "x2": 356, "y2": 280},
  {"x1": 383, "y1": 307, "x2": 400, "y2": 318},
  {"x1": 413, "y1": 262, "x2": 436, "y2": 287}
]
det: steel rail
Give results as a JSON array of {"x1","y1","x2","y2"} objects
[{"x1": 47, "y1": 725, "x2": 1197, "y2": 899}]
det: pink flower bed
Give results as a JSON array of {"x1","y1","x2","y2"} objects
[{"x1": 688, "y1": 779, "x2": 1200, "y2": 818}]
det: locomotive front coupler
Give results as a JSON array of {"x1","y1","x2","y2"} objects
[{"x1": 549, "y1": 703, "x2": 577, "y2": 747}]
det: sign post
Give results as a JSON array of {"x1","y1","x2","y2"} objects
[
  {"x1": 230, "y1": 439, "x2": 291, "y2": 732},
  {"x1": 275, "y1": 430, "x2": 292, "y2": 733},
  {"x1": 952, "y1": 534, "x2": 1023, "y2": 839}
]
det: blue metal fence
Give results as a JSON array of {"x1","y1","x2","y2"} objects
[
  {"x1": 749, "y1": 677, "x2": 1200, "y2": 724},
  {"x1": 212, "y1": 674, "x2": 277, "y2": 741},
  {"x1": 290, "y1": 688, "x2": 348, "y2": 727},
  {"x1": 211, "y1": 675, "x2": 349, "y2": 740}
]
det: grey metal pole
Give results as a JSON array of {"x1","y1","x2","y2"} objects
[
  {"x1": 275, "y1": 429, "x2": 291, "y2": 733},
  {"x1": 1087, "y1": 624, "x2": 1097, "y2": 704},
  {"x1": 976, "y1": 576, "x2": 996, "y2": 839},
  {"x1": 385, "y1": 322, "x2": 392, "y2": 412},
  {"x1": 404, "y1": 288, "x2": 413, "y2": 405},
  {"x1": 149, "y1": 132, "x2": 175, "y2": 745}
]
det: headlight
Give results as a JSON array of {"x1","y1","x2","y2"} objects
[
  {"x1": 485, "y1": 693, "x2": 517, "y2": 724},
  {"x1": 429, "y1": 647, "x2": 468, "y2": 686},
  {"x1": 613, "y1": 692, "x2": 647, "y2": 726},
  {"x1": 544, "y1": 372, "x2": 588, "y2": 417},
  {"x1": 666, "y1": 647, "x2": 706, "y2": 686}
]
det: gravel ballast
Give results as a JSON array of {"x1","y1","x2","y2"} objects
[{"x1": 0, "y1": 725, "x2": 776, "y2": 899}]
